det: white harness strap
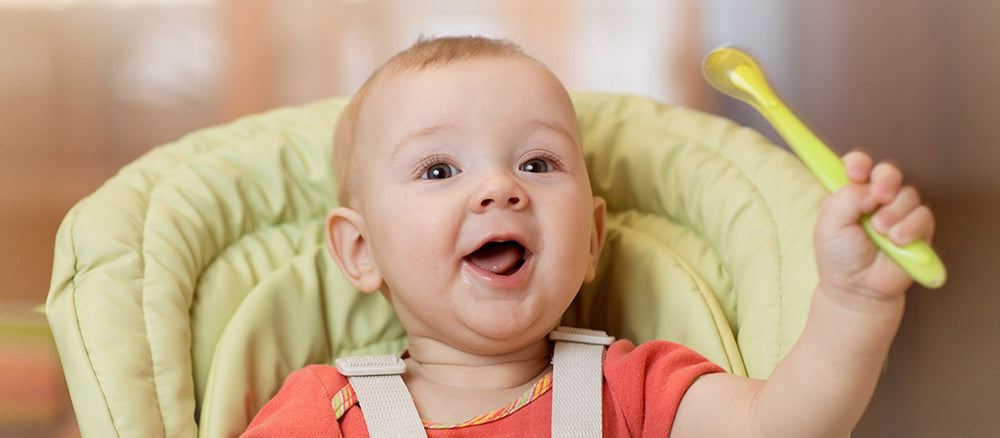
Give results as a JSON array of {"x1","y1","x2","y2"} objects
[
  {"x1": 334, "y1": 327, "x2": 612, "y2": 438},
  {"x1": 549, "y1": 326, "x2": 614, "y2": 438},
  {"x1": 335, "y1": 355, "x2": 427, "y2": 438}
]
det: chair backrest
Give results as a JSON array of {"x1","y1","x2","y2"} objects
[{"x1": 46, "y1": 92, "x2": 824, "y2": 438}]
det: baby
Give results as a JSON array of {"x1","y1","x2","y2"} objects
[{"x1": 244, "y1": 36, "x2": 936, "y2": 437}]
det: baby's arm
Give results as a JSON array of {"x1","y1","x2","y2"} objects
[{"x1": 672, "y1": 151, "x2": 935, "y2": 437}]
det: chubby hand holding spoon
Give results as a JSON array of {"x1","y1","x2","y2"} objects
[{"x1": 703, "y1": 47, "x2": 946, "y2": 289}]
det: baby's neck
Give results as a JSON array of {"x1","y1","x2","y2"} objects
[
  {"x1": 401, "y1": 337, "x2": 553, "y2": 423},
  {"x1": 404, "y1": 337, "x2": 552, "y2": 390}
]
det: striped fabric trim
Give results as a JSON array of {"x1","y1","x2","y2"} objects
[
  {"x1": 329, "y1": 372, "x2": 554, "y2": 429},
  {"x1": 424, "y1": 372, "x2": 553, "y2": 429},
  {"x1": 331, "y1": 385, "x2": 356, "y2": 419}
]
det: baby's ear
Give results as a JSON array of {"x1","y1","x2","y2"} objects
[
  {"x1": 325, "y1": 207, "x2": 383, "y2": 293},
  {"x1": 585, "y1": 196, "x2": 608, "y2": 283}
]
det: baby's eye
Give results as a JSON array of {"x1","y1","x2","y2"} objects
[
  {"x1": 519, "y1": 158, "x2": 550, "y2": 173},
  {"x1": 422, "y1": 162, "x2": 460, "y2": 180}
]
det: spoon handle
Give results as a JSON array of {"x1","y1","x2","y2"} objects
[{"x1": 718, "y1": 54, "x2": 947, "y2": 289}]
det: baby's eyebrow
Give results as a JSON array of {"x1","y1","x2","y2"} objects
[
  {"x1": 527, "y1": 119, "x2": 577, "y2": 145},
  {"x1": 390, "y1": 119, "x2": 576, "y2": 159},
  {"x1": 392, "y1": 124, "x2": 455, "y2": 159}
]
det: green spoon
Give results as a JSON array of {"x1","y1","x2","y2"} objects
[{"x1": 702, "y1": 47, "x2": 946, "y2": 289}]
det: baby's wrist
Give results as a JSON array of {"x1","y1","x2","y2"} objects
[
  {"x1": 808, "y1": 282, "x2": 906, "y2": 363},
  {"x1": 816, "y1": 281, "x2": 906, "y2": 316}
]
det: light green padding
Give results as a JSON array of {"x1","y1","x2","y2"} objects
[{"x1": 46, "y1": 92, "x2": 823, "y2": 438}]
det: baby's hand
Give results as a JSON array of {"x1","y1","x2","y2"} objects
[{"x1": 813, "y1": 151, "x2": 936, "y2": 301}]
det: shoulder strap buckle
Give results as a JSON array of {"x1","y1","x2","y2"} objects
[
  {"x1": 335, "y1": 354, "x2": 407, "y2": 376},
  {"x1": 549, "y1": 326, "x2": 614, "y2": 346}
]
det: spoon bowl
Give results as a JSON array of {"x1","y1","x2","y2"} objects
[{"x1": 702, "y1": 47, "x2": 779, "y2": 110}]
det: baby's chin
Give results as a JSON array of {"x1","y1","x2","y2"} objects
[{"x1": 455, "y1": 315, "x2": 558, "y2": 354}]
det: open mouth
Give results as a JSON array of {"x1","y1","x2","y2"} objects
[{"x1": 464, "y1": 241, "x2": 527, "y2": 276}]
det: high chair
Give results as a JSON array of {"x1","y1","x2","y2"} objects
[{"x1": 46, "y1": 92, "x2": 825, "y2": 437}]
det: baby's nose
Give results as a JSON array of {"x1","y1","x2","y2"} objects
[
  {"x1": 471, "y1": 174, "x2": 528, "y2": 212},
  {"x1": 479, "y1": 196, "x2": 520, "y2": 208}
]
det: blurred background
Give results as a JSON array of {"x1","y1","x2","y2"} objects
[{"x1": 1, "y1": 0, "x2": 997, "y2": 436}]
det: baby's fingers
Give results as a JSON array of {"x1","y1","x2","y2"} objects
[
  {"x1": 886, "y1": 204, "x2": 935, "y2": 246},
  {"x1": 843, "y1": 151, "x2": 874, "y2": 183},
  {"x1": 869, "y1": 162, "x2": 904, "y2": 204},
  {"x1": 871, "y1": 185, "x2": 921, "y2": 234}
]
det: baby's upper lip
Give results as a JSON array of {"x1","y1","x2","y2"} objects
[{"x1": 464, "y1": 232, "x2": 533, "y2": 258}]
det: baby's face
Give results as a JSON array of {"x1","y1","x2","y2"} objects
[{"x1": 351, "y1": 57, "x2": 604, "y2": 353}]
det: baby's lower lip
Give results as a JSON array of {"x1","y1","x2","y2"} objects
[{"x1": 462, "y1": 254, "x2": 532, "y2": 289}]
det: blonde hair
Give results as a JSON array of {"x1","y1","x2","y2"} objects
[{"x1": 332, "y1": 36, "x2": 541, "y2": 207}]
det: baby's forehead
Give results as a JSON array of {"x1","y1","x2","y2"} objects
[
  {"x1": 373, "y1": 57, "x2": 564, "y2": 101},
  {"x1": 361, "y1": 58, "x2": 575, "y2": 125}
]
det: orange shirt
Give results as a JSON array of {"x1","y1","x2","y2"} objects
[{"x1": 243, "y1": 339, "x2": 724, "y2": 437}]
